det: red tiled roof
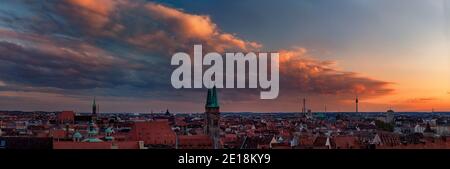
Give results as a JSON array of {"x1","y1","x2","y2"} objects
[
  {"x1": 114, "y1": 141, "x2": 141, "y2": 149},
  {"x1": 50, "y1": 129, "x2": 68, "y2": 139},
  {"x1": 178, "y1": 135, "x2": 213, "y2": 149},
  {"x1": 176, "y1": 121, "x2": 188, "y2": 127},
  {"x1": 223, "y1": 134, "x2": 237, "y2": 143},
  {"x1": 378, "y1": 132, "x2": 401, "y2": 147},
  {"x1": 57, "y1": 111, "x2": 75, "y2": 123},
  {"x1": 334, "y1": 136, "x2": 358, "y2": 149},
  {"x1": 299, "y1": 135, "x2": 315, "y2": 147},
  {"x1": 129, "y1": 120, "x2": 176, "y2": 146},
  {"x1": 313, "y1": 136, "x2": 329, "y2": 147},
  {"x1": 53, "y1": 141, "x2": 142, "y2": 149},
  {"x1": 377, "y1": 137, "x2": 450, "y2": 149},
  {"x1": 53, "y1": 142, "x2": 112, "y2": 149},
  {"x1": 271, "y1": 142, "x2": 291, "y2": 149}
]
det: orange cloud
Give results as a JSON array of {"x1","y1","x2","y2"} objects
[
  {"x1": 277, "y1": 47, "x2": 394, "y2": 98},
  {"x1": 58, "y1": 0, "x2": 124, "y2": 35},
  {"x1": 127, "y1": 30, "x2": 177, "y2": 53},
  {"x1": 67, "y1": 0, "x2": 116, "y2": 15},
  {"x1": 145, "y1": 3, "x2": 216, "y2": 39},
  {"x1": 279, "y1": 47, "x2": 308, "y2": 63},
  {"x1": 139, "y1": 2, "x2": 261, "y2": 53},
  {"x1": 54, "y1": 1, "x2": 261, "y2": 54}
]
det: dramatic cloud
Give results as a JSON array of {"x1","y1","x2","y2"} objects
[
  {"x1": 143, "y1": 3, "x2": 261, "y2": 52},
  {"x1": 278, "y1": 47, "x2": 393, "y2": 98},
  {"x1": 0, "y1": 1, "x2": 394, "y2": 112},
  {"x1": 55, "y1": 0, "x2": 124, "y2": 35},
  {"x1": 0, "y1": 1, "x2": 262, "y2": 103},
  {"x1": 0, "y1": 29, "x2": 145, "y2": 89},
  {"x1": 50, "y1": 0, "x2": 261, "y2": 54}
]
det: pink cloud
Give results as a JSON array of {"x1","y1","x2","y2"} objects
[
  {"x1": 54, "y1": 1, "x2": 261, "y2": 54},
  {"x1": 131, "y1": 2, "x2": 262, "y2": 53},
  {"x1": 145, "y1": 3, "x2": 217, "y2": 40},
  {"x1": 278, "y1": 47, "x2": 394, "y2": 98},
  {"x1": 57, "y1": 0, "x2": 124, "y2": 35}
]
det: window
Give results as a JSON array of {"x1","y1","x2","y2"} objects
[{"x1": 0, "y1": 140, "x2": 5, "y2": 148}]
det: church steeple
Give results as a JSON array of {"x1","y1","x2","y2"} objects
[
  {"x1": 92, "y1": 97, "x2": 97, "y2": 115},
  {"x1": 204, "y1": 86, "x2": 220, "y2": 149},
  {"x1": 205, "y1": 86, "x2": 219, "y2": 108}
]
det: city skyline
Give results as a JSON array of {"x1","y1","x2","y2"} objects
[{"x1": 0, "y1": 0, "x2": 449, "y2": 113}]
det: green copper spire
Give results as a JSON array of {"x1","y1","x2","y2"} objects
[{"x1": 205, "y1": 86, "x2": 219, "y2": 108}]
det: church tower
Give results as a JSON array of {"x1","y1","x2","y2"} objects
[
  {"x1": 205, "y1": 86, "x2": 220, "y2": 149},
  {"x1": 92, "y1": 97, "x2": 97, "y2": 121},
  {"x1": 92, "y1": 97, "x2": 97, "y2": 115}
]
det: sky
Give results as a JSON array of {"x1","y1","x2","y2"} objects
[{"x1": 0, "y1": 0, "x2": 449, "y2": 113}]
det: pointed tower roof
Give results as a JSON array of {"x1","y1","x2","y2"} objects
[
  {"x1": 205, "y1": 86, "x2": 219, "y2": 108},
  {"x1": 73, "y1": 131, "x2": 82, "y2": 139},
  {"x1": 93, "y1": 97, "x2": 96, "y2": 107}
]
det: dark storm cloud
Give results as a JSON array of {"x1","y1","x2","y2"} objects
[{"x1": 0, "y1": 29, "x2": 169, "y2": 93}]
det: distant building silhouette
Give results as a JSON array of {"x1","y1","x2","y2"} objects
[
  {"x1": 302, "y1": 98, "x2": 306, "y2": 114},
  {"x1": 165, "y1": 109, "x2": 171, "y2": 116},
  {"x1": 92, "y1": 97, "x2": 98, "y2": 121},
  {"x1": 386, "y1": 109, "x2": 395, "y2": 124},
  {"x1": 92, "y1": 97, "x2": 97, "y2": 115}
]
